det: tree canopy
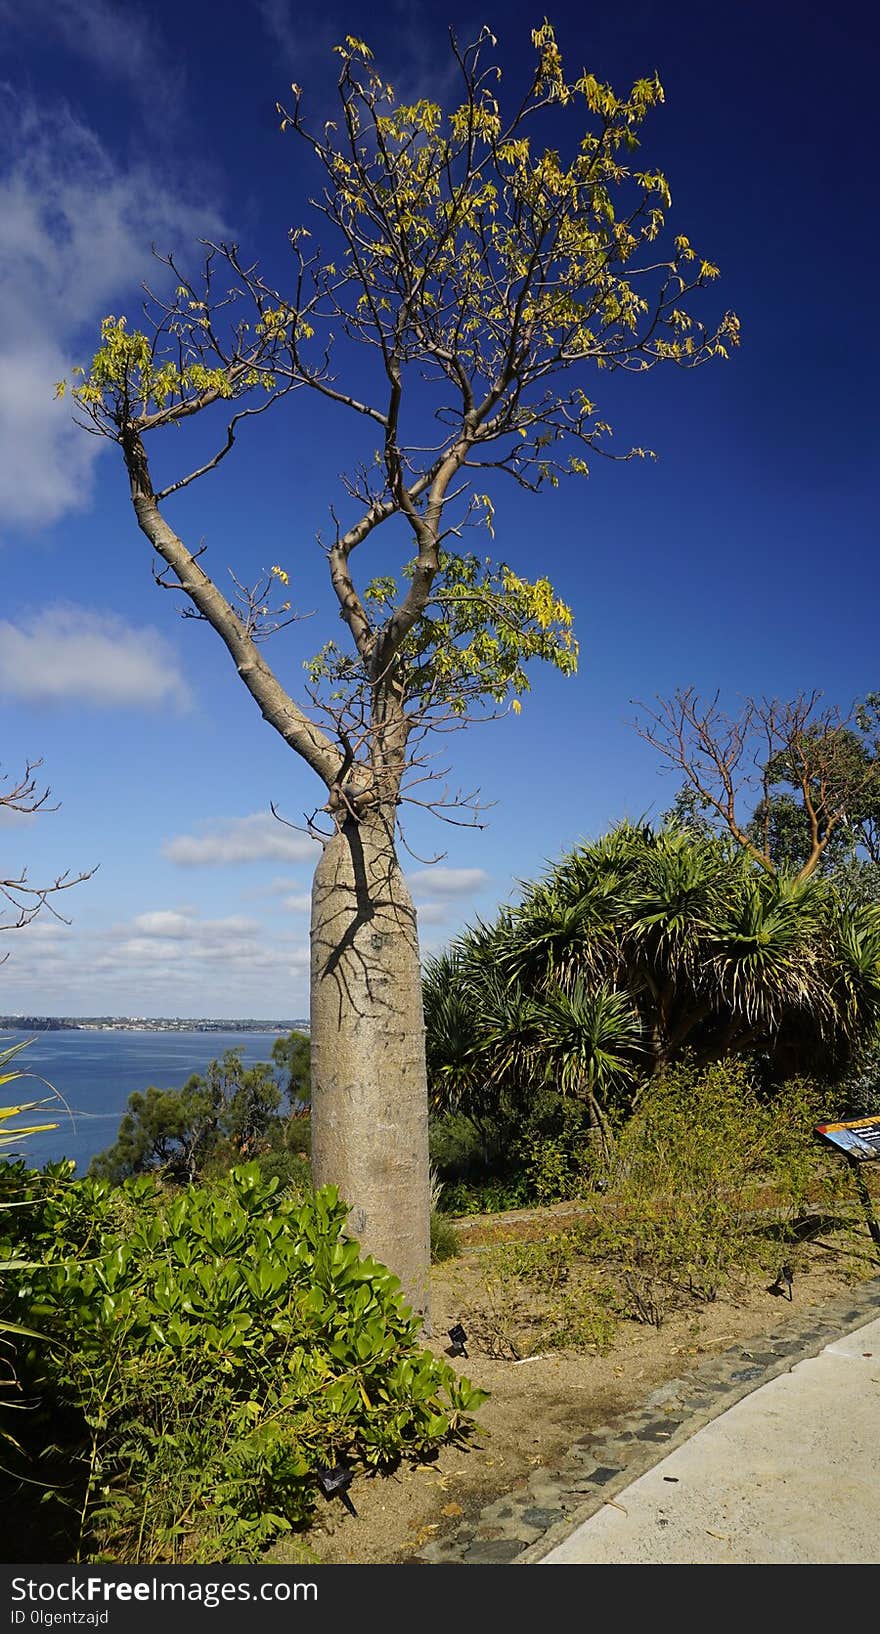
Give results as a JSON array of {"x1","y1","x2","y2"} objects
[
  {"x1": 640, "y1": 689, "x2": 880, "y2": 882},
  {"x1": 62, "y1": 23, "x2": 738, "y2": 827}
]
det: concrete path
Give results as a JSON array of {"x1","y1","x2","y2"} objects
[{"x1": 539, "y1": 1317, "x2": 880, "y2": 1565}]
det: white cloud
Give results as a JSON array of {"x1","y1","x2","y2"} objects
[
  {"x1": 414, "y1": 901, "x2": 447, "y2": 925},
  {"x1": 131, "y1": 910, "x2": 259, "y2": 940},
  {"x1": 87, "y1": 911, "x2": 309, "y2": 985},
  {"x1": 163, "y1": 814, "x2": 320, "y2": 867},
  {"x1": 129, "y1": 911, "x2": 195, "y2": 940},
  {"x1": 245, "y1": 875, "x2": 308, "y2": 901},
  {"x1": 20, "y1": 917, "x2": 74, "y2": 939},
  {"x1": 0, "y1": 90, "x2": 227, "y2": 533},
  {"x1": 109, "y1": 937, "x2": 186, "y2": 965},
  {"x1": 0, "y1": 606, "x2": 191, "y2": 710},
  {"x1": 407, "y1": 867, "x2": 489, "y2": 896},
  {"x1": 100, "y1": 910, "x2": 305, "y2": 971},
  {"x1": 281, "y1": 894, "x2": 312, "y2": 914},
  {"x1": 0, "y1": 908, "x2": 313, "y2": 1016}
]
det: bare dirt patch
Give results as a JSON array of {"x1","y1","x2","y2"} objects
[{"x1": 282, "y1": 1205, "x2": 873, "y2": 1565}]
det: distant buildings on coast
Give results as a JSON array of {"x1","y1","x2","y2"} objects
[{"x1": 0, "y1": 1015, "x2": 309, "y2": 1034}]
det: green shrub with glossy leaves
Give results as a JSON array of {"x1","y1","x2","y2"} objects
[{"x1": 9, "y1": 1164, "x2": 486, "y2": 1564}]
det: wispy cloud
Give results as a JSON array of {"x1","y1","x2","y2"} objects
[
  {"x1": 163, "y1": 814, "x2": 320, "y2": 867},
  {"x1": 281, "y1": 893, "x2": 312, "y2": 913},
  {"x1": 414, "y1": 900, "x2": 447, "y2": 925},
  {"x1": 407, "y1": 866, "x2": 489, "y2": 896},
  {"x1": 130, "y1": 910, "x2": 259, "y2": 941},
  {"x1": 0, "y1": 90, "x2": 227, "y2": 534},
  {"x1": 245, "y1": 875, "x2": 308, "y2": 901},
  {"x1": 255, "y1": 0, "x2": 336, "y2": 66},
  {"x1": 95, "y1": 911, "x2": 312, "y2": 985},
  {"x1": 0, "y1": 0, "x2": 184, "y2": 122},
  {"x1": 256, "y1": 0, "x2": 466, "y2": 107},
  {"x1": 0, "y1": 606, "x2": 191, "y2": 710},
  {"x1": 1, "y1": 906, "x2": 311, "y2": 1016}
]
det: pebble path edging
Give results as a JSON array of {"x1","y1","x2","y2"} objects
[{"x1": 415, "y1": 1276, "x2": 880, "y2": 1566}]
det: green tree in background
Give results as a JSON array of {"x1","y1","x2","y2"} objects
[
  {"x1": 643, "y1": 688, "x2": 880, "y2": 882},
  {"x1": 270, "y1": 1029, "x2": 311, "y2": 1108},
  {"x1": 90, "y1": 1041, "x2": 311, "y2": 1186},
  {"x1": 425, "y1": 822, "x2": 880, "y2": 1147}
]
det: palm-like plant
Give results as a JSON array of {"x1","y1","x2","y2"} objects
[
  {"x1": 708, "y1": 871, "x2": 831, "y2": 1032},
  {"x1": 530, "y1": 979, "x2": 644, "y2": 1155},
  {"x1": 0, "y1": 1040, "x2": 59, "y2": 1156},
  {"x1": 423, "y1": 951, "x2": 488, "y2": 1117},
  {"x1": 824, "y1": 901, "x2": 880, "y2": 1043},
  {"x1": 426, "y1": 821, "x2": 880, "y2": 1137}
]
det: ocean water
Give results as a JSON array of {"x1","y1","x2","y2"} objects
[{"x1": 0, "y1": 1029, "x2": 291, "y2": 1175}]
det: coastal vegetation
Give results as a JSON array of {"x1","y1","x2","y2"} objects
[
  {"x1": 89, "y1": 1034, "x2": 312, "y2": 1190},
  {"x1": 3, "y1": 5, "x2": 877, "y2": 1569},
  {"x1": 2, "y1": 1163, "x2": 484, "y2": 1563},
  {"x1": 3, "y1": 791, "x2": 879, "y2": 1563}
]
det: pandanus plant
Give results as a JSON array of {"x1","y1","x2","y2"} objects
[{"x1": 425, "y1": 822, "x2": 880, "y2": 1140}]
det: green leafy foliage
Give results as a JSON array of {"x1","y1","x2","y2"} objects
[
  {"x1": 746, "y1": 695, "x2": 880, "y2": 876},
  {"x1": 1, "y1": 1039, "x2": 62, "y2": 1445},
  {"x1": 270, "y1": 1030, "x2": 311, "y2": 1108},
  {"x1": 456, "y1": 1059, "x2": 859, "y2": 1354},
  {"x1": 5, "y1": 1166, "x2": 486, "y2": 1563},
  {"x1": 89, "y1": 1040, "x2": 311, "y2": 1190},
  {"x1": 431, "y1": 1089, "x2": 595, "y2": 1214},
  {"x1": 426, "y1": 822, "x2": 880, "y2": 1156},
  {"x1": 429, "y1": 1210, "x2": 461, "y2": 1263},
  {"x1": 0, "y1": 1039, "x2": 59, "y2": 1155},
  {"x1": 580, "y1": 1061, "x2": 849, "y2": 1326},
  {"x1": 307, "y1": 551, "x2": 578, "y2": 726},
  {"x1": 653, "y1": 690, "x2": 880, "y2": 884},
  {"x1": 463, "y1": 1232, "x2": 619, "y2": 1360}
]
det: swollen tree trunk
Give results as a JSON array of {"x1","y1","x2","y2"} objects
[{"x1": 310, "y1": 804, "x2": 431, "y2": 1326}]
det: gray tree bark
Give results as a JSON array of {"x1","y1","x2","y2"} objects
[{"x1": 310, "y1": 805, "x2": 431, "y2": 1324}]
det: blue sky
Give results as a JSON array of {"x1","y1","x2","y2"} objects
[{"x1": 0, "y1": 0, "x2": 876, "y2": 1018}]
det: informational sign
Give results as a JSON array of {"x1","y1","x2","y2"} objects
[{"x1": 816, "y1": 1116, "x2": 880, "y2": 1162}]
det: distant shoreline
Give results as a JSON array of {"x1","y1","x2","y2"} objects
[{"x1": 0, "y1": 1017, "x2": 309, "y2": 1034}]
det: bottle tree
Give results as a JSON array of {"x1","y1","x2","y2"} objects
[{"x1": 60, "y1": 24, "x2": 738, "y2": 1321}]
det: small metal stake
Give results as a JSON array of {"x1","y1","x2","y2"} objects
[
  {"x1": 847, "y1": 1155, "x2": 880, "y2": 1252},
  {"x1": 316, "y1": 1463, "x2": 358, "y2": 1516},
  {"x1": 769, "y1": 1263, "x2": 794, "y2": 1300},
  {"x1": 447, "y1": 1322, "x2": 468, "y2": 1358}
]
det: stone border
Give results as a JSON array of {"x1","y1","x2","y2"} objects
[{"x1": 416, "y1": 1276, "x2": 880, "y2": 1566}]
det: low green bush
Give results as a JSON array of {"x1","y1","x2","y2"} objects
[
  {"x1": 439, "y1": 1174, "x2": 531, "y2": 1215},
  {"x1": 429, "y1": 1210, "x2": 460, "y2": 1262},
  {"x1": 456, "y1": 1059, "x2": 856, "y2": 1352},
  {"x1": 430, "y1": 1091, "x2": 597, "y2": 1214},
  {"x1": 7, "y1": 1164, "x2": 486, "y2": 1564},
  {"x1": 463, "y1": 1232, "x2": 618, "y2": 1359},
  {"x1": 589, "y1": 1059, "x2": 846, "y2": 1322}
]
